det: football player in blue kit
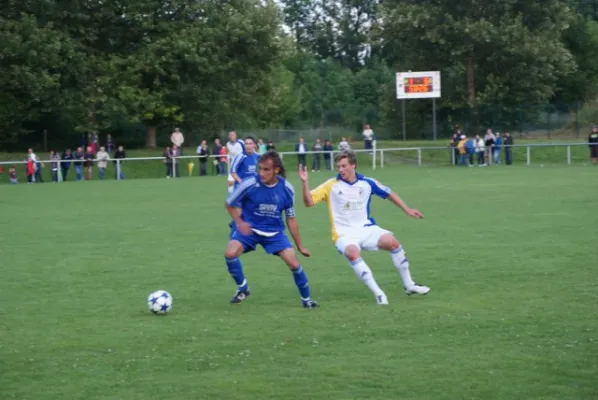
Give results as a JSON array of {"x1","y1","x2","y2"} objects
[
  {"x1": 229, "y1": 136, "x2": 259, "y2": 188},
  {"x1": 224, "y1": 151, "x2": 319, "y2": 308}
]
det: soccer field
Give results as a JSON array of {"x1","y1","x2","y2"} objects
[{"x1": 1, "y1": 165, "x2": 597, "y2": 399}]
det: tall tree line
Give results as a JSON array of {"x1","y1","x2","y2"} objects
[{"x1": 1, "y1": 0, "x2": 597, "y2": 149}]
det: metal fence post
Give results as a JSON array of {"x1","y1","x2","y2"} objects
[
  {"x1": 372, "y1": 142, "x2": 377, "y2": 170},
  {"x1": 116, "y1": 159, "x2": 121, "y2": 180},
  {"x1": 380, "y1": 150, "x2": 384, "y2": 169},
  {"x1": 526, "y1": 146, "x2": 531, "y2": 166},
  {"x1": 417, "y1": 148, "x2": 422, "y2": 166},
  {"x1": 567, "y1": 145, "x2": 571, "y2": 165}
]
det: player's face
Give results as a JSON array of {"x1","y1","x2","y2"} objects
[
  {"x1": 228, "y1": 132, "x2": 237, "y2": 142},
  {"x1": 336, "y1": 158, "x2": 356, "y2": 181},
  {"x1": 244, "y1": 139, "x2": 256, "y2": 154},
  {"x1": 259, "y1": 159, "x2": 277, "y2": 184}
]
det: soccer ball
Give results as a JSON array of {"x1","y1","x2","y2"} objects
[{"x1": 147, "y1": 290, "x2": 173, "y2": 314}]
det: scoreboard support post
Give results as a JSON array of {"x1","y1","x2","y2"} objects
[{"x1": 396, "y1": 71, "x2": 441, "y2": 141}]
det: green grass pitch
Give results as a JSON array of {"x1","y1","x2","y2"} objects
[{"x1": 1, "y1": 165, "x2": 597, "y2": 399}]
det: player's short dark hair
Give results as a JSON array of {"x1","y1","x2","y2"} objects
[
  {"x1": 259, "y1": 151, "x2": 286, "y2": 178},
  {"x1": 244, "y1": 135, "x2": 257, "y2": 144},
  {"x1": 334, "y1": 150, "x2": 357, "y2": 166}
]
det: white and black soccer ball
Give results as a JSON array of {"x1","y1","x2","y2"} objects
[{"x1": 147, "y1": 290, "x2": 173, "y2": 314}]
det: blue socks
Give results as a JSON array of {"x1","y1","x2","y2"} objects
[
  {"x1": 225, "y1": 257, "x2": 248, "y2": 291},
  {"x1": 292, "y1": 266, "x2": 311, "y2": 301}
]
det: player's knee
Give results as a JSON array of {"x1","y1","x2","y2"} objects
[
  {"x1": 379, "y1": 234, "x2": 399, "y2": 251},
  {"x1": 224, "y1": 248, "x2": 237, "y2": 259},
  {"x1": 344, "y1": 245, "x2": 361, "y2": 262}
]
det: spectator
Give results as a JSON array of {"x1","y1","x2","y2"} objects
[
  {"x1": 295, "y1": 136, "x2": 307, "y2": 167},
  {"x1": 9, "y1": 166, "x2": 17, "y2": 184},
  {"x1": 113, "y1": 145, "x2": 126, "y2": 179},
  {"x1": 363, "y1": 124, "x2": 375, "y2": 153},
  {"x1": 338, "y1": 137, "x2": 350, "y2": 151},
  {"x1": 213, "y1": 138, "x2": 223, "y2": 175},
  {"x1": 170, "y1": 145, "x2": 181, "y2": 178},
  {"x1": 218, "y1": 144, "x2": 228, "y2": 176},
  {"x1": 450, "y1": 131, "x2": 460, "y2": 164},
  {"x1": 266, "y1": 140, "x2": 276, "y2": 152},
  {"x1": 96, "y1": 146, "x2": 110, "y2": 180},
  {"x1": 484, "y1": 129, "x2": 496, "y2": 165},
  {"x1": 84, "y1": 146, "x2": 94, "y2": 180},
  {"x1": 88, "y1": 133, "x2": 97, "y2": 154},
  {"x1": 589, "y1": 125, "x2": 598, "y2": 165},
  {"x1": 106, "y1": 133, "x2": 113, "y2": 153},
  {"x1": 323, "y1": 140, "x2": 333, "y2": 170},
  {"x1": 196, "y1": 140, "x2": 210, "y2": 176},
  {"x1": 457, "y1": 135, "x2": 468, "y2": 166},
  {"x1": 504, "y1": 132, "x2": 513, "y2": 165},
  {"x1": 171, "y1": 128, "x2": 184, "y2": 155},
  {"x1": 49, "y1": 150, "x2": 60, "y2": 182},
  {"x1": 61, "y1": 149, "x2": 73, "y2": 181},
  {"x1": 312, "y1": 138, "x2": 322, "y2": 172},
  {"x1": 73, "y1": 146, "x2": 84, "y2": 181},
  {"x1": 465, "y1": 135, "x2": 475, "y2": 167},
  {"x1": 475, "y1": 135, "x2": 485, "y2": 166},
  {"x1": 257, "y1": 138, "x2": 267, "y2": 155},
  {"x1": 163, "y1": 146, "x2": 173, "y2": 178},
  {"x1": 26, "y1": 158, "x2": 35, "y2": 183},
  {"x1": 494, "y1": 133, "x2": 503, "y2": 165}
]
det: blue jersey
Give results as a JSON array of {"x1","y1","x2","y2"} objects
[
  {"x1": 230, "y1": 152, "x2": 259, "y2": 188},
  {"x1": 226, "y1": 175, "x2": 295, "y2": 234}
]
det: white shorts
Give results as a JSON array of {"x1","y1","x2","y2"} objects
[
  {"x1": 227, "y1": 173, "x2": 234, "y2": 182},
  {"x1": 335, "y1": 225, "x2": 392, "y2": 254}
]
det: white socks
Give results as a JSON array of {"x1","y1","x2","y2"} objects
[
  {"x1": 391, "y1": 246, "x2": 415, "y2": 288},
  {"x1": 350, "y1": 258, "x2": 385, "y2": 297},
  {"x1": 228, "y1": 185, "x2": 234, "y2": 194}
]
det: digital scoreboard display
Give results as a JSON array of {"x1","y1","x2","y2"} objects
[
  {"x1": 403, "y1": 77, "x2": 434, "y2": 94},
  {"x1": 396, "y1": 71, "x2": 441, "y2": 99}
]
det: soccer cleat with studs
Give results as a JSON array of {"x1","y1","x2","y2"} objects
[
  {"x1": 376, "y1": 294, "x2": 389, "y2": 305},
  {"x1": 404, "y1": 283, "x2": 431, "y2": 296},
  {"x1": 302, "y1": 299, "x2": 320, "y2": 309},
  {"x1": 230, "y1": 289, "x2": 251, "y2": 304}
]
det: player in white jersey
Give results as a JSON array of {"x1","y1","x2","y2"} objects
[
  {"x1": 298, "y1": 150, "x2": 430, "y2": 305},
  {"x1": 226, "y1": 131, "x2": 245, "y2": 193}
]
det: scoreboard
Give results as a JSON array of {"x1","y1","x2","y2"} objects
[{"x1": 396, "y1": 71, "x2": 441, "y2": 99}]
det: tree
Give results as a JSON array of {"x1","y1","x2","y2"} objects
[{"x1": 380, "y1": 0, "x2": 576, "y2": 133}]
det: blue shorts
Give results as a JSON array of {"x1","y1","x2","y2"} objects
[{"x1": 230, "y1": 229, "x2": 292, "y2": 255}]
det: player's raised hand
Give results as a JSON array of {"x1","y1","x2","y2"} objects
[
  {"x1": 298, "y1": 164, "x2": 308, "y2": 182},
  {"x1": 298, "y1": 247, "x2": 311, "y2": 257},
  {"x1": 406, "y1": 208, "x2": 424, "y2": 219}
]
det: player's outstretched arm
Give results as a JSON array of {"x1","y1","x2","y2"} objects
[
  {"x1": 298, "y1": 165, "x2": 315, "y2": 207},
  {"x1": 286, "y1": 216, "x2": 311, "y2": 257},
  {"x1": 388, "y1": 192, "x2": 424, "y2": 219}
]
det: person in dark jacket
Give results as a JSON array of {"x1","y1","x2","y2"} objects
[
  {"x1": 295, "y1": 136, "x2": 307, "y2": 167},
  {"x1": 196, "y1": 140, "x2": 210, "y2": 176},
  {"x1": 163, "y1": 146, "x2": 172, "y2": 178},
  {"x1": 72, "y1": 147, "x2": 84, "y2": 181},
  {"x1": 323, "y1": 140, "x2": 333, "y2": 170},
  {"x1": 113, "y1": 146, "x2": 126, "y2": 179},
  {"x1": 589, "y1": 126, "x2": 598, "y2": 165},
  {"x1": 61, "y1": 149, "x2": 73, "y2": 181},
  {"x1": 504, "y1": 132, "x2": 514, "y2": 165}
]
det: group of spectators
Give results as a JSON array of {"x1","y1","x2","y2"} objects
[
  {"x1": 8, "y1": 133, "x2": 126, "y2": 184},
  {"x1": 451, "y1": 129, "x2": 514, "y2": 167}
]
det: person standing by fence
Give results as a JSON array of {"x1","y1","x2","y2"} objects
[
  {"x1": 312, "y1": 138, "x2": 322, "y2": 172},
  {"x1": 49, "y1": 150, "x2": 60, "y2": 182},
  {"x1": 323, "y1": 140, "x2": 333, "y2": 170},
  {"x1": 504, "y1": 133, "x2": 513, "y2": 165},
  {"x1": 61, "y1": 149, "x2": 73, "y2": 181},
  {"x1": 96, "y1": 146, "x2": 110, "y2": 180},
  {"x1": 589, "y1": 126, "x2": 598, "y2": 165},
  {"x1": 295, "y1": 136, "x2": 307, "y2": 168},
  {"x1": 113, "y1": 146, "x2": 126, "y2": 179}
]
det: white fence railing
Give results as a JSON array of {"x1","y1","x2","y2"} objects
[{"x1": 0, "y1": 142, "x2": 594, "y2": 181}]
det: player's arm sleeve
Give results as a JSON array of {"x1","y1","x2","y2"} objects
[
  {"x1": 309, "y1": 179, "x2": 333, "y2": 205},
  {"x1": 364, "y1": 177, "x2": 392, "y2": 199},
  {"x1": 226, "y1": 177, "x2": 255, "y2": 208},
  {"x1": 230, "y1": 154, "x2": 243, "y2": 174},
  {"x1": 284, "y1": 181, "x2": 296, "y2": 217}
]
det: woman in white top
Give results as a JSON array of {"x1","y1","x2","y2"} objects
[
  {"x1": 338, "y1": 137, "x2": 350, "y2": 151},
  {"x1": 474, "y1": 135, "x2": 485, "y2": 166}
]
